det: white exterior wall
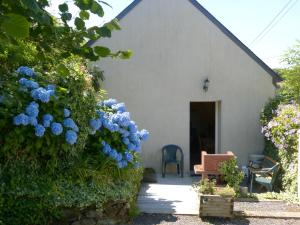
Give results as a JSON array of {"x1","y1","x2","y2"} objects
[{"x1": 92, "y1": 0, "x2": 276, "y2": 172}]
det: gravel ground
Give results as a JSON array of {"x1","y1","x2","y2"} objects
[
  {"x1": 128, "y1": 214, "x2": 300, "y2": 225},
  {"x1": 234, "y1": 201, "x2": 300, "y2": 212}
]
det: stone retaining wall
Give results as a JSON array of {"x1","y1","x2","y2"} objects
[{"x1": 56, "y1": 200, "x2": 131, "y2": 225}]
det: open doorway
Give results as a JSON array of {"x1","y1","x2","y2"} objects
[{"x1": 190, "y1": 102, "x2": 215, "y2": 171}]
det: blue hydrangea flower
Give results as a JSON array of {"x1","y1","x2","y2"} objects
[
  {"x1": 19, "y1": 78, "x2": 39, "y2": 89},
  {"x1": 111, "y1": 124, "x2": 119, "y2": 132},
  {"x1": 111, "y1": 112, "x2": 131, "y2": 127},
  {"x1": 19, "y1": 78, "x2": 38, "y2": 89},
  {"x1": 13, "y1": 113, "x2": 29, "y2": 126},
  {"x1": 35, "y1": 124, "x2": 45, "y2": 137},
  {"x1": 117, "y1": 160, "x2": 128, "y2": 169},
  {"x1": 65, "y1": 130, "x2": 77, "y2": 145},
  {"x1": 122, "y1": 160, "x2": 128, "y2": 168},
  {"x1": 122, "y1": 130, "x2": 130, "y2": 138},
  {"x1": 109, "y1": 149, "x2": 118, "y2": 160},
  {"x1": 64, "y1": 108, "x2": 71, "y2": 117},
  {"x1": 111, "y1": 102, "x2": 126, "y2": 113},
  {"x1": 103, "y1": 143, "x2": 111, "y2": 154},
  {"x1": 19, "y1": 78, "x2": 28, "y2": 86},
  {"x1": 133, "y1": 143, "x2": 141, "y2": 152},
  {"x1": 63, "y1": 118, "x2": 79, "y2": 132},
  {"x1": 25, "y1": 101, "x2": 39, "y2": 117},
  {"x1": 124, "y1": 151, "x2": 133, "y2": 162},
  {"x1": 0, "y1": 95, "x2": 5, "y2": 103},
  {"x1": 103, "y1": 120, "x2": 114, "y2": 131},
  {"x1": 31, "y1": 87, "x2": 50, "y2": 103},
  {"x1": 51, "y1": 122, "x2": 63, "y2": 135},
  {"x1": 28, "y1": 116, "x2": 38, "y2": 126},
  {"x1": 29, "y1": 81, "x2": 39, "y2": 89},
  {"x1": 116, "y1": 153, "x2": 123, "y2": 162},
  {"x1": 96, "y1": 110, "x2": 105, "y2": 118},
  {"x1": 103, "y1": 98, "x2": 117, "y2": 107},
  {"x1": 127, "y1": 143, "x2": 135, "y2": 151},
  {"x1": 129, "y1": 121, "x2": 137, "y2": 133},
  {"x1": 129, "y1": 133, "x2": 139, "y2": 143},
  {"x1": 89, "y1": 119, "x2": 102, "y2": 130},
  {"x1": 42, "y1": 114, "x2": 53, "y2": 127},
  {"x1": 45, "y1": 85, "x2": 55, "y2": 91},
  {"x1": 122, "y1": 138, "x2": 130, "y2": 145},
  {"x1": 16, "y1": 66, "x2": 35, "y2": 77},
  {"x1": 139, "y1": 129, "x2": 150, "y2": 141},
  {"x1": 119, "y1": 112, "x2": 131, "y2": 126}
]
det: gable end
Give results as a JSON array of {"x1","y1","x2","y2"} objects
[
  {"x1": 87, "y1": 0, "x2": 282, "y2": 85},
  {"x1": 188, "y1": 0, "x2": 282, "y2": 85}
]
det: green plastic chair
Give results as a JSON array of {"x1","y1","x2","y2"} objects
[
  {"x1": 254, "y1": 163, "x2": 280, "y2": 192},
  {"x1": 249, "y1": 156, "x2": 280, "y2": 193},
  {"x1": 162, "y1": 145, "x2": 184, "y2": 178}
]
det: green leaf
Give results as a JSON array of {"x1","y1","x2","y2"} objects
[
  {"x1": 34, "y1": 12, "x2": 51, "y2": 25},
  {"x1": 90, "y1": 1, "x2": 104, "y2": 17},
  {"x1": 61, "y1": 13, "x2": 72, "y2": 21},
  {"x1": 21, "y1": 0, "x2": 42, "y2": 13},
  {"x1": 75, "y1": 0, "x2": 93, "y2": 10},
  {"x1": 79, "y1": 10, "x2": 90, "y2": 20},
  {"x1": 118, "y1": 50, "x2": 132, "y2": 59},
  {"x1": 56, "y1": 64, "x2": 70, "y2": 76},
  {"x1": 1, "y1": 14, "x2": 29, "y2": 38},
  {"x1": 95, "y1": 27, "x2": 111, "y2": 37},
  {"x1": 105, "y1": 19, "x2": 121, "y2": 31},
  {"x1": 94, "y1": 46, "x2": 111, "y2": 57},
  {"x1": 59, "y1": 3, "x2": 69, "y2": 12},
  {"x1": 75, "y1": 17, "x2": 85, "y2": 30},
  {"x1": 35, "y1": 139, "x2": 43, "y2": 149}
]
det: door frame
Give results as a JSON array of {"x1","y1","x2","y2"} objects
[{"x1": 189, "y1": 101, "x2": 221, "y2": 171}]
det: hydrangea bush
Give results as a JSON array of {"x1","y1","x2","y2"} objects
[
  {"x1": 261, "y1": 103, "x2": 300, "y2": 193},
  {"x1": 0, "y1": 65, "x2": 149, "y2": 169},
  {"x1": 0, "y1": 66, "x2": 82, "y2": 163},
  {"x1": 87, "y1": 98, "x2": 149, "y2": 169},
  {"x1": 0, "y1": 65, "x2": 148, "y2": 224}
]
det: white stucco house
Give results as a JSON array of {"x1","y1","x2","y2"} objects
[{"x1": 89, "y1": 0, "x2": 282, "y2": 173}]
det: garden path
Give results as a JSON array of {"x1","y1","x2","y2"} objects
[{"x1": 137, "y1": 175, "x2": 200, "y2": 215}]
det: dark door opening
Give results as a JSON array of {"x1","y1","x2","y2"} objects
[{"x1": 190, "y1": 102, "x2": 215, "y2": 171}]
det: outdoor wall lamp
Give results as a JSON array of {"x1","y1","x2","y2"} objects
[{"x1": 203, "y1": 78, "x2": 209, "y2": 92}]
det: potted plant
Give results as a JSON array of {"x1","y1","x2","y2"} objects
[
  {"x1": 193, "y1": 179, "x2": 235, "y2": 218},
  {"x1": 218, "y1": 158, "x2": 245, "y2": 194}
]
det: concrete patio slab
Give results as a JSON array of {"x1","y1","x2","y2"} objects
[
  {"x1": 137, "y1": 174, "x2": 300, "y2": 219},
  {"x1": 137, "y1": 175, "x2": 200, "y2": 215}
]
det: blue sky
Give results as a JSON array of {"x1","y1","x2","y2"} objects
[{"x1": 48, "y1": 0, "x2": 300, "y2": 68}]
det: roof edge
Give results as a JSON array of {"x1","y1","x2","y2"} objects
[
  {"x1": 188, "y1": 0, "x2": 282, "y2": 85},
  {"x1": 116, "y1": 0, "x2": 143, "y2": 20}
]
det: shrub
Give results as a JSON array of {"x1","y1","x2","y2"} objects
[
  {"x1": 85, "y1": 98, "x2": 149, "y2": 169},
  {"x1": 0, "y1": 65, "x2": 148, "y2": 224},
  {"x1": 193, "y1": 179, "x2": 236, "y2": 197},
  {"x1": 216, "y1": 186, "x2": 236, "y2": 197},
  {"x1": 0, "y1": 62, "x2": 96, "y2": 167},
  {"x1": 193, "y1": 178, "x2": 216, "y2": 195},
  {"x1": 218, "y1": 158, "x2": 244, "y2": 193},
  {"x1": 261, "y1": 103, "x2": 299, "y2": 193}
]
